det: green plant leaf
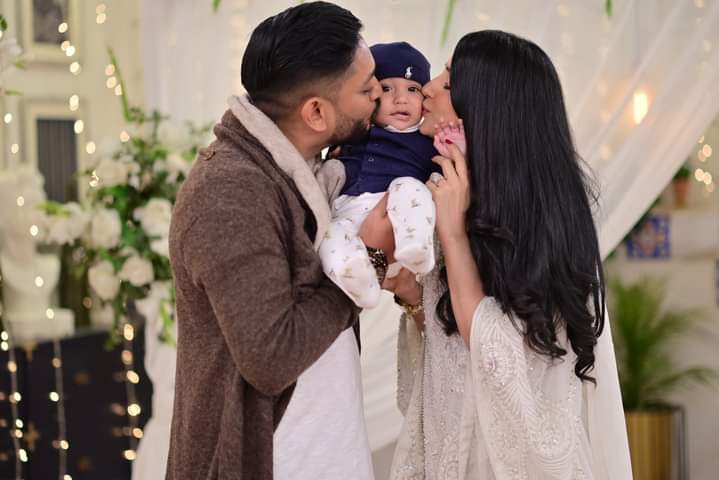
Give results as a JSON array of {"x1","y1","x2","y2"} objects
[
  {"x1": 0, "y1": 15, "x2": 7, "y2": 32},
  {"x1": 440, "y1": 0, "x2": 457, "y2": 47},
  {"x1": 605, "y1": 0, "x2": 613, "y2": 17},
  {"x1": 213, "y1": 0, "x2": 221, "y2": 12},
  {"x1": 643, "y1": 367, "x2": 718, "y2": 401},
  {"x1": 610, "y1": 276, "x2": 718, "y2": 409}
]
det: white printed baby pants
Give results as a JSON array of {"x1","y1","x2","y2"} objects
[{"x1": 319, "y1": 177, "x2": 435, "y2": 308}]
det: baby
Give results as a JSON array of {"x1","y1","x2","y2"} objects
[{"x1": 319, "y1": 42, "x2": 441, "y2": 308}]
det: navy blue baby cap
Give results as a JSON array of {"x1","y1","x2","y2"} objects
[{"x1": 370, "y1": 41, "x2": 430, "y2": 86}]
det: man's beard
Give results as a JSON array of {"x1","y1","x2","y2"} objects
[{"x1": 328, "y1": 103, "x2": 377, "y2": 146}]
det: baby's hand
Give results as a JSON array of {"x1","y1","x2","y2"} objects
[{"x1": 433, "y1": 119, "x2": 467, "y2": 157}]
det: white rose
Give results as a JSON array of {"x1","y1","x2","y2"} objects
[
  {"x1": 96, "y1": 137, "x2": 122, "y2": 157},
  {"x1": 88, "y1": 261, "x2": 121, "y2": 300},
  {"x1": 122, "y1": 159, "x2": 141, "y2": 176},
  {"x1": 135, "y1": 281, "x2": 172, "y2": 324},
  {"x1": 158, "y1": 121, "x2": 190, "y2": 150},
  {"x1": 125, "y1": 122, "x2": 153, "y2": 140},
  {"x1": 166, "y1": 153, "x2": 192, "y2": 178},
  {"x1": 45, "y1": 203, "x2": 89, "y2": 245},
  {"x1": 150, "y1": 237, "x2": 170, "y2": 258},
  {"x1": 95, "y1": 157, "x2": 128, "y2": 187},
  {"x1": 140, "y1": 171, "x2": 153, "y2": 191},
  {"x1": 134, "y1": 198, "x2": 172, "y2": 238},
  {"x1": 118, "y1": 255, "x2": 155, "y2": 287},
  {"x1": 90, "y1": 209, "x2": 122, "y2": 249},
  {"x1": 0, "y1": 38, "x2": 22, "y2": 73},
  {"x1": 128, "y1": 175, "x2": 140, "y2": 190},
  {"x1": 153, "y1": 159, "x2": 168, "y2": 174}
]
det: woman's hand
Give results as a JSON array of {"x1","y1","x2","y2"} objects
[{"x1": 427, "y1": 134, "x2": 471, "y2": 247}]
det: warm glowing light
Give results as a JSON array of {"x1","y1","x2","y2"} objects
[
  {"x1": 633, "y1": 91, "x2": 649, "y2": 124},
  {"x1": 127, "y1": 404, "x2": 141, "y2": 416}
]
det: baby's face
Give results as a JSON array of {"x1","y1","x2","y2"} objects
[{"x1": 373, "y1": 77, "x2": 424, "y2": 130}]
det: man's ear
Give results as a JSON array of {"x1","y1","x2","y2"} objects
[{"x1": 299, "y1": 96, "x2": 332, "y2": 134}]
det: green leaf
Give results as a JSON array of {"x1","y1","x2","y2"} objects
[
  {"x1": 440, "y1": 0, "x2": 457, "y2": 47},
  {"x1": 40, "y1": 200, "x2": 72, "y2": 216},
  {"x1": 0, "y1": 15, "x2": 8, "y2": 32},
  {"x1": 213, "y1": 0, "x2": 222, "y2": 12},
  {"x1": 610, "y1": 276, "x2": 718, "y2": 409},
  {"x1": 121, "y1": 222, "x2": 148, "y2": 251},
  {"x1": 605, "y1": 0, "x2": 613, "y2": 17}
]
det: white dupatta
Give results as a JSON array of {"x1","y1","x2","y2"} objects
[{"x1": 391, "y1": 295, "x2": 633, "y2": 480}]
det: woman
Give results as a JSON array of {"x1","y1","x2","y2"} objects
[{"x1": 383, "y1": 30, "x2": 633, "y2": 479}]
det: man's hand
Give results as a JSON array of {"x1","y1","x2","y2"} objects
[
  {"x1": 382, "y1": 267, "x2": 422, "y2": 306},
  {"x1": 359, "y1": 193, "x2": 396, "y2": 263}
]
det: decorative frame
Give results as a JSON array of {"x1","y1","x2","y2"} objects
[
  {"x1": 626, "y1": 214, "x2": 671, "y2": 259},
  {"x1": 19, "y1": 0, "x2": 82, "y2": 65},
  {"x1": 21, "y1": 98, "x2": 90, "y2": 200}
]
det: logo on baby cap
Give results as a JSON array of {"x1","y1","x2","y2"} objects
[{"x1": 405, "y1": 66, "x2": 413, "y2": 79}]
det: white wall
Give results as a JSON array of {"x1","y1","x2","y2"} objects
[
  {"x1": 0, "y1": 0, "x2": 143, "y2": 178},
  {"x1": 606, "y1": 112, "x2": 719, "y2": 480},
  {"x1": 607, "y1": 256, "x2": 719, "y2": 480}
]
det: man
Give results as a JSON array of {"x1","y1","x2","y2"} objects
[{"x1": 166, "y1": 2, "x2": 382, "y2": 479}]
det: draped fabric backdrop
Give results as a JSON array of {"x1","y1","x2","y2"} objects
[{"x1": 136, "y1": 0, "x2": 719, "y2": 477}]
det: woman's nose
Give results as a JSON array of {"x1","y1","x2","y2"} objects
[
  {"x1": 421, "y1": 83, "x2": 432, "y2": 98},
  {"x1": 369, "y1": 79, "x2": 381, "y2": 103}
]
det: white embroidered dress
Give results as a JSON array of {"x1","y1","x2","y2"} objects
[{"x1": 390, "y1": 263, "x2": 633, "y2": 480}]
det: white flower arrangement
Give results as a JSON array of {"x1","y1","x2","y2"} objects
[{"x1": 40, "y1": 64, "x2": 211, "y2": 344}]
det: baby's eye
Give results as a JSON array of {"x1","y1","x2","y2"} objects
[
  {"x1": 408, "y1": 86, "x2": 420, "y2": 93},
  {"x1": 382, "y1": 85, "x2": 392, "y2": 92}
]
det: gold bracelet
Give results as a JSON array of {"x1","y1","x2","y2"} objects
[{"x1": 394, "y1": 294, "x2": 424, "y2": 317}]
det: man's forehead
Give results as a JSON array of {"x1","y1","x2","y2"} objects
[{"x1": 350, "y1": 42, "x2": 375, "y2": 77}]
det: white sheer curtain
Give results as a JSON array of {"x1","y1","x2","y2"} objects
[{"x1": 136, "y1": 0, "x2": 719, "y2": 476}]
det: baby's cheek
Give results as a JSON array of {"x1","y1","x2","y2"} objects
[
  {"x1": 409, "y1": 103, "x2": 424, "y2": 123},
  {"x1": 373, "y1": 100, "x2": 393, "y2": 124}
]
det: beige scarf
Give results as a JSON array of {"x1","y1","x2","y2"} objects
[{"x1": 227, "y1": 94, "x2": 334, "y2": 251}]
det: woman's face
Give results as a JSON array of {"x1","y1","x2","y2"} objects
[{"x1": 420, "y1": 61, "x2": 460, "y2": 137}]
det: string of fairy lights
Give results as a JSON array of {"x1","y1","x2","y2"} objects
[
  {"x1": 74, "y1": 0, "x2": 144, "y2": 468},
  {"x1": 0, "y1": 2, "x2": 143, "y2": 477}
]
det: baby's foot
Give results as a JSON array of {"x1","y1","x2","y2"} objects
[{"x1": 433, "y1": 119, "x2": 467, "y2": 157}]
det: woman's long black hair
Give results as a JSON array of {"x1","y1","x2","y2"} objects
[{"x1": 437, "y1": 30, "x2": 606, "y2": 382}]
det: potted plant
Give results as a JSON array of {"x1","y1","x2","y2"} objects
[
  {"x1": 672, "y1": 163, "x2": 692, "y2": 208},
  {"x1": 609, "y1": 277, "x2": 717, "y2": 480}
]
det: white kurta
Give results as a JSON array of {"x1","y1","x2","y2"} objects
[{"x1": 390, "y1": 263, "x2": 633, "y2": 479}]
